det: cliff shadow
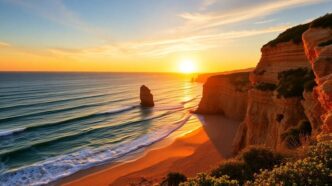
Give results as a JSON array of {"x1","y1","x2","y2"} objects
[{"x1": 195, "y1": 114, "x2": 240, "y2": 158}]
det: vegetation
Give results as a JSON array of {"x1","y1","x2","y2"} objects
[
  {"x1": 211, "y1": 160, "x2": 250, "y2": 184},
  {"x1": 310, "y1": 13, "x2": 332, "y2": 29},
  {"x1": 166, "y1": 142, "x2": 331, "y2": 186},
  {"x1": 161, "y1": 172, "x2": 187, "y2": 186},
  {"x1": 229, "y1": 73, "x2": 250, "y2": 92},
  {"x1": 254, "y1": 82, "x2": 277, "y2": 91},
  {"x1": 281, "y1": 120, "x2": 312, "y2": 148},
  {"x1": 249, "y1": 142, "x2": 332, "y2": 185},
  {"x1": 263, "y1": 24, "x2": 309, "y2": 47},
  {"x1": 319, "y1": 39, "x2": 332, "y2": 47},
  {"x1": 180, "y1": 174, "x2": 238, "y2": 186},
  {"x1": 277, "y1": 67, "x2": 316, "y2": 98}
]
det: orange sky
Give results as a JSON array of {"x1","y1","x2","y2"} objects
[{"x1": 0, "y1": 0, "x2": 331, "y2": 73}]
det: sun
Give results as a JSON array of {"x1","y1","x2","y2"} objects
[{"x1": 178, "y1": 59, "x2": 197, "y2": 74}]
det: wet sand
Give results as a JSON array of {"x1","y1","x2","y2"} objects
[{"x1": 61, "y1": 115, "x2": 240, "y2": 186}]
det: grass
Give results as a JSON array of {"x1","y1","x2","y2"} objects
[
  {"x1": 310, "y1": 13, "x2": 332, "y2": 29},
  {"x1": 319, "y1": 39, "x2": 332, "y2": 47},
  {"x1": 263, "y1": 23, "x2": 309, "y2": 47},
  {"x1": 277, "y1": 67, "x2": 316, "y2": 98}
]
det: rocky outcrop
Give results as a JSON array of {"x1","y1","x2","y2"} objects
[
  {"x1": 195, "y1": 72, "x2": 249, "y2": 121},
  {"x1": 303, "y1": 27, "x2": 332, "y2": 133},
  {"x1": 251, "y1": 42, "x2": 310, "y2": 84},
  {"x1": 140, "y1": 85, "x2": 154, "y2": 107},
  {"x1": 234, "y1": 14, "x2": 332, "y2": 152}
]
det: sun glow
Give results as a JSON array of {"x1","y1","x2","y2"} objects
[{"x1": 178, "y1": 59, "x2": 197, "y2": 74}]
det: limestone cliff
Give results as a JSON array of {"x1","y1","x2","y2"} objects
[
  {"x1": 303, "y1": 26, "x2": 332, "y2": 134},
  {"x1": 234, "y1": 14, "x2": 331, "y2": 151},
  {"x1": 196, "y1": 13, "x2": 331, "y2": 152},
  {"x1": 195, "y1": 72, "x2": 250, "y2": 121}
]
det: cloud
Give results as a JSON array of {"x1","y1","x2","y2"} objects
[
  {"x1": 254, "y1": 19, "x2": 276, "y2": 24},
  {"x1": 48, "y1": 25, "x2": 289, "y2": 58},
  {"x1": 200, "y1": 0, "x2": 217, "y2": 10},
  {"x1": 179, "y1": 0, "x2": 324, "y2": 31},
  {"x1": 0, "y1": 41, "x2": 10, "y2": 48}
]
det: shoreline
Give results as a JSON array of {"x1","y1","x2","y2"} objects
[{"x1": 59, "y1": 115, "x2": 240, "y2": 186}]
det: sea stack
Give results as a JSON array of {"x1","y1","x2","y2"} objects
[{"x1": 140, "y1": 85, "x2": 154, "y2": 107}]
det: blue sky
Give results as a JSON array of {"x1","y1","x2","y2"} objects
[{"x1": 0, "y1": 0, "x2": 332, "y2": 72}]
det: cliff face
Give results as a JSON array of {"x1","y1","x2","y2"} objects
[
  {"x1": 196, "y1": 13, "x2": 332, "y2": 152},
  {"x1": 303, "y1": 27, "x2": 332, "y2": 134},
  {"x1": 195, "y1": 72, "x2": 249, "y2": 121},
  {"x1": 251, "y1": 42, "x2": 310, "y2": 84}
]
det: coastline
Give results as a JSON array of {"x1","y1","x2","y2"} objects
[{"x1": 59, "y1": 115, "x2": 240, "y2": 186}]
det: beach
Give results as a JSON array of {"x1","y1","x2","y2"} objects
[{"x1": 61, "y1": 115, "x2": 240, "y2": 186}]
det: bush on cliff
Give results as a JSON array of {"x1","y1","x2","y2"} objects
[
  {"x1": 240, "y1": 146, "x2": 284, "y2": 174},
  {"x1": 211, "y1": 160, "x2": 250, "y2": 184},
  {"x1": 264, "y1": 23, "x2": 309, "y2": 47},
  {"x1": 160, "y1": 172, "x2": 187, "y2": 186},
  {"x1": 277, "y1": 67, "x2": 316, "y2": 98},
  {"x1": 319, "y1": 39, "x2": 332, "y2": 47},
  {"x1": 248, "y1": 142, "x2": 332, "y2": 186},
  {"x1": 209, "y1": 147, "x2": 284, "y2": 184},
  {"x1": 254, "y1": 82, "x2": 277, "y2": 91},
  {"x1": 180, "y1": 173, "x2": 239, "y2": 186},
  {"x1": 310, "y1": 13, "x2": 332, "y2": 29},
  {"x1": 281, "y1": 120, "x2": 312, "y2": 148}
]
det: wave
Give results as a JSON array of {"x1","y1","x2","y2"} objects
[
  {"x1": 0, "y1": 128, "x2": 26, "y2": 137},
  {"x1": 0, "y1": 111, "x2": 170, "y2": 157},
  {"x1": 0, "y1": 115, "x2": 192, "y2": 186},
  {"x1": 154, "y1": 104, "x2": 184, "y2": 111},
  {"x1": 101, "y1": 105, "x2": 137, "y2": 114},
  {"x1": 0, "y1": 105, "x2": 138, "y2": 138},
  {"x1": 180, "y1": 96, "x2": 200, "y2": 104}
]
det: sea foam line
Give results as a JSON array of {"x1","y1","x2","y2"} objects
[{"x1": 0, "y1": 115, "x2": 192, "y2": 186}]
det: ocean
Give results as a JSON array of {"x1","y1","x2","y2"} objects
[{"x1": 0, "y1": 72, "x2": 202, "y2": 185}]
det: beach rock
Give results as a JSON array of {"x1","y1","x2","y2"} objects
[{"x1": 140, "y1": 85, "x2": 154, "y2": 107}]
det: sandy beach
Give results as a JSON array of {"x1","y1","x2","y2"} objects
[{"x1": 61, "y1": 115, "x2": 240, "y2": 186}]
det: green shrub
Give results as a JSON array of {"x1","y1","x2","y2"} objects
[
  {"x1": 264, "y1": 24, "x2": 309, "y2": 47},
  {"x1": 319, "y1": 39, "x2": 332, "y2": 47},
  {"x1": 306, "y1": 142, "x2": 332, "y2": 169},
  {"x1": 161, "y1": 172, "x2": 187, "y2": 186},
  {"x1": 277, "y1": 67, "x2": 316, "y2": 98},
  {"x1": 180, "y1": 173, "x2": 239, "y2": 186},
  {"x1": 254, "y1": 82, "x2": 277, "y2": 91},
  {"x1": 247, "y1": 142, "x2": 332, "y2": 185},
  {"x1": 298, "y1": 120, "x2": 312, "y2": 136},
  {"x1": 211, "y1": 160, "x2": 250, "y2": 184},
  {"x1": 281, "y1": 120, "x2": 312, "y2": 149},
  {"x1": 240, "y1": 146, "x2": 284, "y2": 174},
  {"x1": 310, "y1": 13, "x2": 332, "y2": 29}
]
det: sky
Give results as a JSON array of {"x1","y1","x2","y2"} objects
[{"x1": 0, "y1": 0, "x2": 331, "y2": 73}]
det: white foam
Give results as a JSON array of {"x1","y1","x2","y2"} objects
[
  {"x1": 0, "y1": 115, "x2": 191, "y2": 186},
  {"x1": 0, "y1": 128, "x2": 26, "y2": 137}
]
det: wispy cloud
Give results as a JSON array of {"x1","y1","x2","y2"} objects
[
  {"x1": 255, "y1": 19, "x2": 276, "y2": 24},
  {"x1": 48, "y1": 25, "x2": 289, "y2": 57},
  {"x1": 0, "y1": 41, "x2": 10, "y2": 48},
  {"x1": 179, "y1": 0, "x2": 324, "y2": 31}
]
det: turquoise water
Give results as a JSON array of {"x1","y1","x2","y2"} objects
[{"x1": 0, "y1": 72, "x2": 201, "y2": 185}]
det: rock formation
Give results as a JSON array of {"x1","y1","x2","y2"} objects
[
  {"x1": 303, "y1": 25, "x2": 332, "y2": 135},
  {"x1": 195, "y1": 72, "x2": 249, "y2": 121},
  {"x1": 140, "y1": 85, "x2": 154, "y2": 107},
  {"x1": 196, "y1": 13, "x2": 332, "y2": 153}
]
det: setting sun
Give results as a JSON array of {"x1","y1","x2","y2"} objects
[{"x1": 179, "y1": 59, "x2": 197, "y2": 74}]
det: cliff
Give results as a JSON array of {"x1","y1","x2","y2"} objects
[
  {"x1": 235, "y1": 13, "x2": 332, "y2": 151},
  {"x1": 195, "y1": 72, "x2": 250, "y2": 121},
  {"x1": 196, "y1": 13, "x2": 332, "y2": 152}
]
